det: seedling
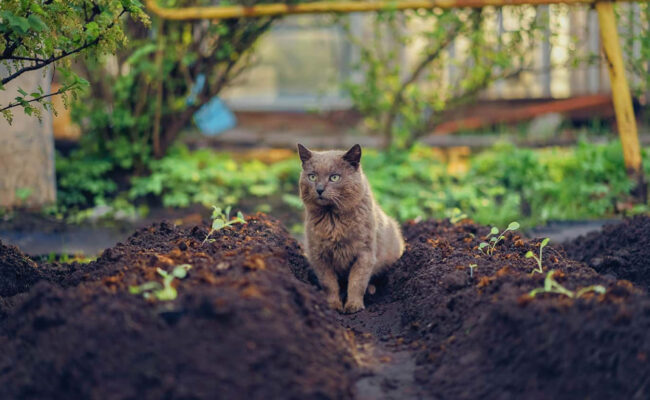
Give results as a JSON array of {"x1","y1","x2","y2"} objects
[
  {"x1": 448, "y1": 208, "x2": 468, "y2": 224},
  {"x1": 469, "y1": 263, "x2": 478, "y2": 278},
  {"x1": 528, "y1": 270, "x2": 606, "y2": 299},
  {"x1": 525, "y1": 238, "x2": 550, "y2": 274},
  {"x1": 203, "y1": 205, "x2": 246, "y2": 244},
  {"x1": 129, "y1": 264, "x2": 192, "y2": 301},
  {"x1": 478, "y1": 221, "x2": 520, "y2": 255}
]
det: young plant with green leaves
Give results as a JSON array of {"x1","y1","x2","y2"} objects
[
  {"x1": 525, "y1": 238, "x2": 550, "y2": 274},
  {"x1": 479, "y1": 221, "x2": 520, "y2": 255},
  {"x1": 528, "y1": 270, "x2": 606, "y2": 299},
  {"x1": 203, "y1": 206, "x2": 246, "y2": 244},
  {"x1": 0, "y1": 0, "x2": 148, "y2": 122},
  {"x1": 129, "y1": 264, "x2": 192, "y2": 301}
]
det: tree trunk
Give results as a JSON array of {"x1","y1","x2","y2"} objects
[{"x1": 0, "y1": 67, "x2": 56, "y2": 208}]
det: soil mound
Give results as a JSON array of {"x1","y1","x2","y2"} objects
[
  {"x1": 3, "y1": 214, "x2": 650, "y2": 400},
  {"x1": 563, "y1": 215, "x2": 650, "y2": 291},
  {"x1": 0, "y1": 214, "x2": 354, "y2": 400},
  {"x1": 370, "y1": 219, "x2": 650, "y2": 399},
  {"x1": 0, "y1": 240, "x2": 41, "y2": 298}
]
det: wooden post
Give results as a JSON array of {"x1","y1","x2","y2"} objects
[{"x1": 596, "y1": 1, "x2": 646, "y2": 201}]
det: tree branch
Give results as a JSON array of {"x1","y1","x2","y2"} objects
[
  {"x1": 0, "y1": 85, "x2": 66, "y2": 113},
  {"x1": 1, "y1": 8, "x2": 126, "y2": 86},
  {"x1": 1, "y1": 38, "x2": 100, "y2": 85},
  {"x1": 381, "y1": 16, "x2": 468, "y2": 148}
]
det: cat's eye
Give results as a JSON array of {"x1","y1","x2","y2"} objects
[
  {"x1": 329, "y1": 174, "x2": 340, "y2": 182},
  {"x1": 308, "y1": 173, "x2": 317, "y2": 181}
]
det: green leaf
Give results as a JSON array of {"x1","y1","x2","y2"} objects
[
  {"x1": 172, "y1": 264, "x2": 192, "y2": 279},
  {"x1": 85, "y1": 21, "x2": 100, "y2": 40},
  {"x1": 478, "y1": 242, "x2": 488, "y2": 249},
  {"x1": 525, "y1": 251, "x2": 534, "y2": 258},
  {"x1": 540, "y1": 238, "x2": 550, "y2": 248},
  {"x1": 490, "y1": 227, "x2": 499, "y2": 235},
  {"x1": 17, "y1": 88, "x2": 27, "y2": 96},
  {"x1": 507, "y1": 222, "x2": 520, "y2": 231},
  {"x1": 27, "y1": 15, "x2": 47, "y2": 32},
  {"x1": 212, "y1": 219, "x2": 225, "y2": 230}
]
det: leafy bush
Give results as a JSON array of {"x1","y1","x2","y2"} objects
[
  {"x1": 72, "y1": 0, "x2": 281, "y2": 175},
  {"x1": 128, "y1": 146, "x2": 300, "y2": 208},
  {"x1": 341, "y1": 7, "x2": 544, "y2": 148},
  {"x1": 118, "y1": 139, "x2": 648, "y2": 228},
  {"x1": 0, "y1": 0, "x2": 148, "y2": 121},
  {"x1": 55, "y1": 151, "x2": 117, "y2": 209}
]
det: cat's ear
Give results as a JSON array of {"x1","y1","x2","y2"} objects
[
  {"x1": 297, "y1": 144, "x2": 312, "y2": 164},
  {"x1": 342, "y1": 144, "x2": 362, "y2": 169}
]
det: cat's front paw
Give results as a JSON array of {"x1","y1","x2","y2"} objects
[
  {"x1": 327, "y1": 295, "x2": 343, "y2": 312},
  {"x1": 343, "y1": 299, "x2": 365, "y2": 314}
]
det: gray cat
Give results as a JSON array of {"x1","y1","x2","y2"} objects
[{"x1": 297, "y1": 144, "x2": 405, "y2": 313}]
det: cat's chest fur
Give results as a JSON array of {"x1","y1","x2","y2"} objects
[{"x1": 306, "y1": 207, "x2": 373, "y2": 273}]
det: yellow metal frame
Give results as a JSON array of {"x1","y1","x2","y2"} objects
[{"x1": 146, "y1": 0, "x2": 647, "y2": 188}]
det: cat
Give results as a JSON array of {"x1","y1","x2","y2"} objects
[{"x1": 297, "y1": 143, "x2": 405, "y2": 313}]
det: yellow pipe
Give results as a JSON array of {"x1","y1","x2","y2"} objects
[
  {"x1": 146, "y1": 0, "x2": 647, "y2": 20},
  {"x1": 596, "y1": 1, "x2": 644, "y2": 186}
]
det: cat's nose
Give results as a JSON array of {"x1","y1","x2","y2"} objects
[{"x1": 316, "y1": 187, "x2": 324, "y2": 196}]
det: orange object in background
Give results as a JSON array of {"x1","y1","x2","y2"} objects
[{"x1": 52, "y1": 83, "x2": 81, "y2": 141}]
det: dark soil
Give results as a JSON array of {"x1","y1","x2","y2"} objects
[
  {"x1": 2, "y1": 214, "x2": 650, "y2": 399},
  {"x1": 382, "y1": 219, "x2": 650, "y2": 400},
  {"x1": 564, "y1": 215, "x2": 650, "y2": 291},
  {"x1": 0, "y1": 214, "x2": 353, "y2": 400}
]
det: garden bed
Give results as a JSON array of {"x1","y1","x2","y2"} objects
[{"x1": 1, "y1": 214, "x2": 649, "y2": 399}]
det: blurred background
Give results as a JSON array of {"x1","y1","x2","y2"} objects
[{"x1": 1, "y1": 0, "x2": 649, "y2": 258}]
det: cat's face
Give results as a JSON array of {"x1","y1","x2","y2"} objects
[{"x1": 297, "y1": 144, "x2": 363, "y2": 210}]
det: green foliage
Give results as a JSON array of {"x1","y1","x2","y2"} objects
[
  {"x1": 129, "y1": 264, "x2": 192, "y2": 301},
  {"x1": 478, "y1": 221, "x2": 520, "y2": 255},
  {"x1": 469, "y1": 140, "x2": 640, "y2": 223},
  {"x1": 128, "y1": 146, "x2": 299, "y2": 208},
  {"x1": 528, "y1": 270, "x2": 606, "y2": 299},
  {"x1": 0, "y1": 0, "x2": 148, "y2": 121},
  {"x1": 525, "y1": 237, "x2": 550, "y2": 274},
  {"x1": 203, "y1": 206, "x2": 246, "y2": 244},
  {"x1": 341, "y1": 7, "x2": 544, "y2": 148},
  {"x1": 72, "y1": 0, "x2": 279, "y2": 177},
  {"x1": 55, "y1": 150, "x2": 118, "y2": 209},
  {"x1": 56, "y1": 138, "x2": 648, "y2": 228}
]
